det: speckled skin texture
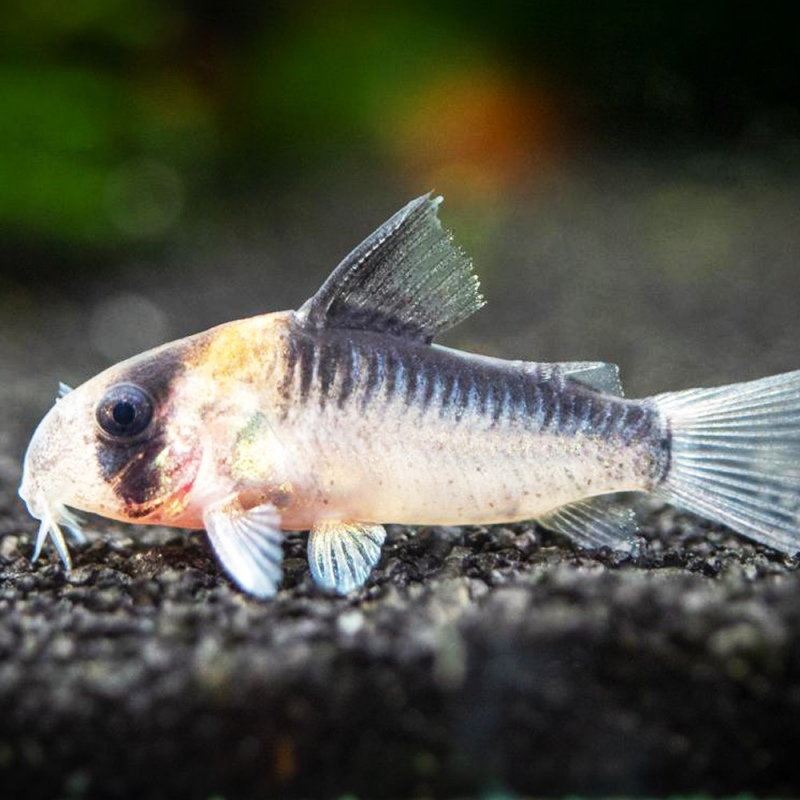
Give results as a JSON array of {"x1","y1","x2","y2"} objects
[{"x1": 5, "y1": 159, "x2": 800, "y2": 797}]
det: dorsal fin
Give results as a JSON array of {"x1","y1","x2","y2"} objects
[{"x1": 298, "y1": 194, "x2": 484, "y2": 343}]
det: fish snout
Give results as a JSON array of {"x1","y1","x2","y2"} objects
[
  {"x1": 18, "y1": 394, "x2": 93, "y2": 521},
  {"x1": 19, "y1": 410, "x2": 62, "y2": 520},
  {"x1": 17, "y1": 478, "x2": 42, "y2": 519}
]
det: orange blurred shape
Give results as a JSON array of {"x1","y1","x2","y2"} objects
[{"x1": 388, "y1": 68, "x2": 561, "y2": 200}]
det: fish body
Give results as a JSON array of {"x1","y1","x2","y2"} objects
[
  {"x1": 18, "y1": 195, "x2": 800, "y2": 597},
  {"x1": 198, "y1": 318, "x2": 666, "y2": 529}
]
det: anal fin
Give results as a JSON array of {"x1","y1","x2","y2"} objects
[
  {"x1": 203, "y1": 498, "x2": 284, "y2": 598},
  {"x1": 538, "y1": 497, "x2": 640, "y2": 552},
  {"x1": 308, "y1": 521, "x2": 386, "y2": 595}
]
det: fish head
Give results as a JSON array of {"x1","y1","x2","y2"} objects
[{"x1": 19, "y1": 339, "x2": 207, "y2": 553}]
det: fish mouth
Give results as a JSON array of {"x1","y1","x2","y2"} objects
[
  {"x1": 21, "y1": 458, "x2": 200, "y2": 567},
  {"x1": 19, "y1": 460, "x2": 83, "y2": 569}
]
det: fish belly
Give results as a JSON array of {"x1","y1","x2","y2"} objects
[{"x1": 312, "y1": 416, "x2": 652, "y2": 526}]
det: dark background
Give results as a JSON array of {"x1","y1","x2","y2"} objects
[{"x1": 2, "y1": 3, "x2": 800, "y2": 798}]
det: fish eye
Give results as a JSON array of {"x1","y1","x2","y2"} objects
[{"x1": 96, "y1": 384, "x2": 154, "y2": 439}]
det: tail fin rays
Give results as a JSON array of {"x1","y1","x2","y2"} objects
[{"x1": 654, "y1": 370, "x2": 800, "y2": 554}]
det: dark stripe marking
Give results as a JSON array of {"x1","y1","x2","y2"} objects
[
  {"x1": 337, "y1": 342, "x2": 357, "y2": 407},
  {"x1": 361, "y1": 348, "x2": 384, "y2": 409},
  {"x1": 297, "y1": 334, "x2": 315, "y2": 402},
  {"x1": 316, "y1": 341, "x2": 337, "y2": 407}
]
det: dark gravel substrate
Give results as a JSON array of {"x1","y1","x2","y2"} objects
[{"x1": 1, "y1": 469, "x2": 799, "y2": 798}]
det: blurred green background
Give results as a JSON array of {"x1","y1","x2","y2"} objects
[{"x1": 2, "y1": 0, "x2": 799, "y2": 255}]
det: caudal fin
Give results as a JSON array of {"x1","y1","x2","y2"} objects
[{"x1": 653, "y1": 370, "x2": 800, "y2": 554}]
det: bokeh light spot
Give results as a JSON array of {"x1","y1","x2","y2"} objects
[
  {"x1": 90, "y1": 292, "x2": 168, "y2": 362},
  {"x1": 387, "y1": 68, "x2": 561, "y2": 200}
]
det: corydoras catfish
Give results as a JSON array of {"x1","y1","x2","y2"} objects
[{"x1": 18, "y1": 195, "x2": 800, "y2": 597}]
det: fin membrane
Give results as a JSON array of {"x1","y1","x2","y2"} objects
[
  {"x1": 299, "y1": 194, "x2": 484, "y2": 343},
  {"x1": 539, "y1": 497, "x2": 639, "y2": 551},
  {"x1": 654, "y1": 369, "x2": 800, "y2": 555},
  {"x1": 203, "y1": 500, "x2": 284, "y2": 598},
  {"x1": 536, "y1": 362, "x2": 624, "y2": 397},
  {"x1": 308, "y1": 521, "x2": 386, "y2": 595},
  {"x1": 561, "y1": 362, "x2": 624, "y2": 397}
]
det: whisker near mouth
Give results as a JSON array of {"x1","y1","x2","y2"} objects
[
  {"x1": 31, "y1": 504, "x2": 84, "y2": 571},
  {"x1": 58, "y1": 506, "x2": 87, "y2": 545}
]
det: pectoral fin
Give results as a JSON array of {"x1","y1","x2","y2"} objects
[
  {"x1": 203, "y1": 498, "x2": 284, "y2": 598},
  {"x1": 308, "y1": 521, "x2": 386, "y2": 595},
  {"x1": 538, "y1": 497, "x2": 639, "y2": 552}
]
